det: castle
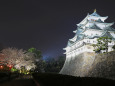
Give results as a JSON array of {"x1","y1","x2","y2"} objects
[
  {"x1": 64, "y1": 10, "x2": 115, "y2": 59},
  {"x1": 60, "y1": 10, "x2": 115, "y2": 76}
]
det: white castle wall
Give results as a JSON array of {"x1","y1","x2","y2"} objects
[
  {"x1": 66, "y1": 39, "x2": 95, "y2": 59},
  {"x1": 83, "y1": 29, "x2": 103, "y2": 37},
  {"x1": 65, "y1": 38, "x2": 115, "y2": 60},
  {"x1": 110, "y1": 32, "x2": 115, "y2": 38}
]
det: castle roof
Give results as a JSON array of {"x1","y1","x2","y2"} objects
[
  {"x1": 95, "y1": 22, "x2": 114, "y2": 29},
  {"x1": 77, "y1": 11, "x2": 108, "y2": 27},
  {"x1": 67, "y1": 40, "x2": 74, "y2": 46},
  {"x1": 89, "y1": 23, "x2": 102, "y2": 30},
  {"x1": 76, "y1": 27, "x2": 83, "y2": 34},
  {"x1": 87, "y1": 31, "x2": 115, "y2": 40},
  {"x1": 69, "y1": 36, "x2": 77, "y2": 42},
  {"x1": 104, "y1": 27, "x2": 115, "y2": 31},
  {"x1": 90, "y1": 11, "x2": 101, "y2": 17},
  {"x1": 77, "y1": 14, "x2": 89, "y2": 26},
  {"x1": 73, "y1": 27, "x2": 83, "y2": 33},
  {"x1": 65, "y1": 11, "x2": 115, "y2": 48},
  {"x1": 101, "y1": 31, "x2": 115, "y2": 39},
  {"x1": 76, "y1": 34, "x2": 84, "y2": 41},
  {"x1": 96, "y1": 19, "x2": 103, "y2": 23},
  {"x1": 67, "y1": 34, "x2": 84, "y2": 46}
]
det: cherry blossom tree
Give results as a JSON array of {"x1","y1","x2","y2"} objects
[{"x1": 1, "y1": 48, "x2": 36, "y2": 72}]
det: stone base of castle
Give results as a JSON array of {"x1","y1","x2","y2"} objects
[{"x1": 60, "y1": 52, "x2": 95, "y2": 77}]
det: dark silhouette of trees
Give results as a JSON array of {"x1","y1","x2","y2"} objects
[{"x1": 44, "y1": 56, "x2": 65, "y2": 73}]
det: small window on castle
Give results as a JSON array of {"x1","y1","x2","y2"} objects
[{"x1": 87, "y1": 40, "x2": 90, "y2": 43}]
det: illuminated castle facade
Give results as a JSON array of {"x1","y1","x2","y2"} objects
[
  {"x1": 63, "y1": 10, "x2": 115, "y2": 60},
  {"x1": 60, "y1": 10, "x2": 115, "y2": 76}
]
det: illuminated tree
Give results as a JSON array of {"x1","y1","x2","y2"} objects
[
  {"x1": 92, "y1": 36, "x2": 112, "y2": 53},
  {"x1": 0, "y1": 53, "x2": 6, "y2": 65},
  {"x1": 2, "y1": 48, "x2": 24, "y2": 66},
  {"x1": 1, "y1": 48, "x2": 36, "y2": 72},
  {"x1": 28, "y1": 48, "x2": 45, "y2": 72},
  {"x1": 14, "y1": 52, "x2": 36, "y2": 71}
]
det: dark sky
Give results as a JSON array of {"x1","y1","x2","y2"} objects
[{"x1": 0, "y1": 0, "x2": 115, "y2": 58}]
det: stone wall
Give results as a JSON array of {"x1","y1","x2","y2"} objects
[
  {"x1": 60, "y1": 52, "x2": 95, "y2": 76},
  {"x1": 60, "y1": 51, "x2": 115, "y2": 80},
  {"x1": 87, "y1": 51, "x2": 115, "y2": 80}
]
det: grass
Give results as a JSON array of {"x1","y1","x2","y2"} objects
[{"x1": 33, "y1": 73, "x2": 115, "y2": 86}]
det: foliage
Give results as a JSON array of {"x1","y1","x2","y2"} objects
[
  {"x1": 1, "y1": 48, "x2": 36, "y2": 73},
  {"x1": 28, "y1": 47, "x2": 42, "y2": 59},
  {"x1": 92, "y1": 36, "x2": 112, "y2": 53},
  {"x1": 19, "y1": 66, "x2": 30, "y2": 74},
  {"x1": 112, "y1": 45, "x2": 115, "y2": 50},
  {"x1": 11, "y1": 68, "x2": 18, "y2": 72},
  {"x1": 44, "y1": 56, "x2": 65, "y2": 73},
  {"x1": 35, "y1": 60, "x2": 46, "y2": 73},
  {"x1": 28, "y1": 48, "x2": 45, "y2": 73},
  {"x1": 0, "y1": 65, "x2": 10, "y2": 72}
]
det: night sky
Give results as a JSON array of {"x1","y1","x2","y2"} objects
[{"x1": 0, "y1": 0, "x2": 115, "y2": 58}]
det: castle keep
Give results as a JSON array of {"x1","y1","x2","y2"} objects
[{"x1": 60, "y1": 10, "x2": 115, "y2": 76}]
